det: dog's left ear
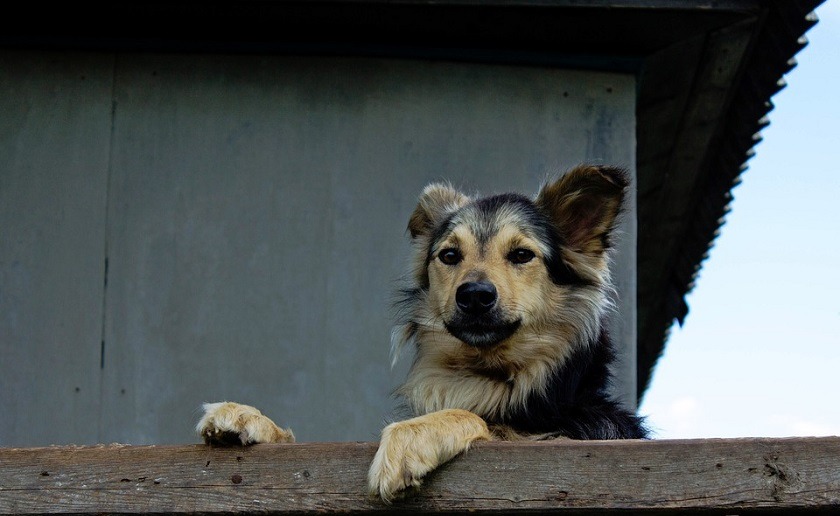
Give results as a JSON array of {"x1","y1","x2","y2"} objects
[
  {"x1": 408, "y1": 183, "x2": 470, "y2": 239},
  {"x1": 535, "y1": 165, "x2": 628, "y2": 255}
]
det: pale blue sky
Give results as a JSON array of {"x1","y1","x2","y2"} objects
[{"x1": 639, "y1": 1, "x2": 840, "y2": 438}]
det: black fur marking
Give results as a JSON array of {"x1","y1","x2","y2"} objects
[
  {"x1": 425, "y1": 212, "x2": 458, "y2": 266},
  {"x1": 393, "y1": 287, "x2": 426, "y2": 320},
  {"x1": 444, "y1": 314, "x2": 521, "y2": 348},
  {"x1": 499, "y1": 327, "x2": 648, "y2": 439},
  {"x1": 392, "y1": 287, "x2": 428, "y2": 333},
  {"x1": 543, "y1": 226, "x2": 592, "y2": 287},
  {"x1": 471, "y1": 193, "x2": 535, "y2": 247}
]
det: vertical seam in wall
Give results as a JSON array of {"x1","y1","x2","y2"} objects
[{"x1": 97, "y1": 52, "x2": 119, "y2": 443}]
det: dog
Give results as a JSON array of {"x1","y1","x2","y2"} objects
[{"x1": 196, "y1": 164, "x2": 647, "y2": 503}]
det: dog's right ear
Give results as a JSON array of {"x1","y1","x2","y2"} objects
[
  {"x1": 535, "y1": 165, "x2": 628, "y2": 256},
  {"x1": 407, "y1": 183, "x2": 470, "y2": 238}
]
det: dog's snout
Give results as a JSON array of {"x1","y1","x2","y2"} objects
[{"x1": 455, "y1": 281, "x2": 497, "y2": 315}]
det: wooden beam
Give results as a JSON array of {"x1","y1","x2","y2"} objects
[{"x1": 2, "y1": 438, "x2": 839, "y2": 514}]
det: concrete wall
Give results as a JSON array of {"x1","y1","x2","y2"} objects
[{"x1": 0, "y1": 50, "x2": 636, "y2": 446}]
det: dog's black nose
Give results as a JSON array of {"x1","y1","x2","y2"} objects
[{"x1": 455, "y1": 281, "x2": 497, "y2": 315}]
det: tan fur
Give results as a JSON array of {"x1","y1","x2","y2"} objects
[
  {"x1": 367, "y1": 408, "x2": 490, "y2": 503},
  {"x1": 197, "y1": 402, "x2": 295, "y2": 445}
]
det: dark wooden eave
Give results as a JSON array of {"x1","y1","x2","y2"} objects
[
  {"x1": 635, "y1": 0, "x2": 820, "y2": 398},
  {"x1": 1, "y1": 0, "x2": 822, "y2": 401}
]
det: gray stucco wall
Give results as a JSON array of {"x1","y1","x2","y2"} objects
[{"x1": 1, "y1": 50, "x2": 636, "y2": 446}]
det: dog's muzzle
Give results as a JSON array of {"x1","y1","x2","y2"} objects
[{"x1": 446, "y1": 281, "x2": 520, "y2": 348}]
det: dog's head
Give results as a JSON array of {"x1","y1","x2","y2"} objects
[
  {"x1": 396, "y1": 165, "x2": 627, "y2": 367},
  {"x1": 394, "y1": 165, "x2": 628, "y2": 417}
]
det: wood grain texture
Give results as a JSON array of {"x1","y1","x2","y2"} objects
[{"x1": 1, "y1": 438, "x2": 838, "y2": 514}]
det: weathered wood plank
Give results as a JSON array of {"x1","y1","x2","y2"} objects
[{"x1": 1, "y1": 438, "x2": 838, "y2": 514}]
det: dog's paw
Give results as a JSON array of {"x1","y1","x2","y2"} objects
[
  {"x1": 367, "y1": 409, "x2": 489, "y2": 503},
  {"x1": 367, "y1": 421, "x2": 429, "y2": 503},
  {"x1": 196, "y1": 402, "x2": 295, "y2": 445}
]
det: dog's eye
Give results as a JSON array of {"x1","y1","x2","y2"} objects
[
  {"x1": 438, "y1": 248, "x2": 462, "y2": 265},
  {"x1": 508, "y1": 248, "x2": 535, "y2": 264}
]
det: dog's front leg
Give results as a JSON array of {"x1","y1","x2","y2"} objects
[
  {"x1": 368, "y1": 408, "x2": 490, "y2": 503},
  {"x1": 196, "y1": 402, "x2": 295, "y2": 445}
]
